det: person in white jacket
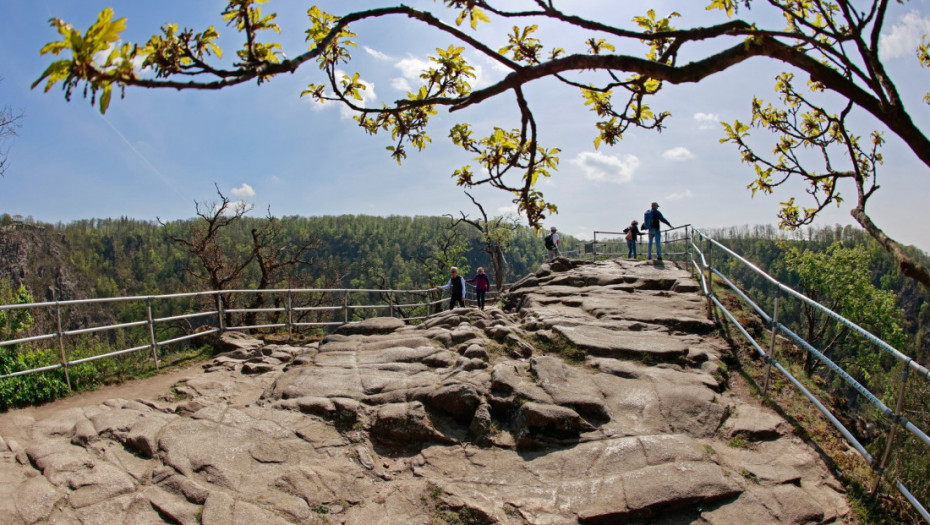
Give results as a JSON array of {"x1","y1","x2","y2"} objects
[{"x1": 434, "y1": 266, "x2": 466, "y2": 310}]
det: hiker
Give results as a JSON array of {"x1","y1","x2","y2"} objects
[
  {"x1": 544, "y1": 226, "x2": 561, "y2": 261},
  {"x1": 434, "y1": 266, "x2": 467, "y2": 310},
  {"x1": 466, "y1": 267, "x2": 491, "y2": 310},
  {"x1": 643, "y1": 202, "x2": 673, "y2": 260},
  {"x1": 622, "y1": 220, "x2": 643, "y2": 259}
]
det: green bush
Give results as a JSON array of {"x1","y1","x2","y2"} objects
[{"x1": 0, "y1": 348, "x2": 70, "y2": 409}]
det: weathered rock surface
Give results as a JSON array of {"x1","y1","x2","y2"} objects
[{"x1": 0, "y1": 257, "x2": 853, "y2": 524}]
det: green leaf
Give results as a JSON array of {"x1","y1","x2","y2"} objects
[{"x1": 99, "y1": 83, "x2": 112, "y2": 114}]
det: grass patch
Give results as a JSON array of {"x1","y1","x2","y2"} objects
[
  {"x1": 423, "y1": 482, "x2": 490, "y2": 525},
  {"x1": 530, "y1": 332, "x2": 586, "y2": 363},
  {"x1": 727, "y1": 434, "x2": 750, "y2": 448}
]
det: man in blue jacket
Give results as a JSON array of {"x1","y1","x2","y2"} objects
[{"x1": 643, "y1": 202, "x2": 673, "y2": 260}]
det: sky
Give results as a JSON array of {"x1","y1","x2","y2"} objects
[{"x1": 1, "y1": 0, "x2": 930, "y2": 252}]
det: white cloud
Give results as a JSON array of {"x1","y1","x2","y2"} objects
[
  {"x1": 396, "y1": 56, "x2": 431, "y2": 82},
  {"x1": 231, "y1": 183, "x2": 255, "y2": 198},
  {"x1": 693, "y1": 112, "x2": 720, "y2": 130},
  {"x1": 467, "y1": 61, "x2": 488, "y2": 89},
  {"x1": 882, "y1": 11, "x2": 930, "y2": 59},
  {"x1": 664, "y1": 189, "x2": 693, "y2": 201},
  {"x1": 391, "y1": 77, "x2": 412, "y2": 91},
  {"x1": 694, "y1": 112, "x2": 719, "y2": 123},
  {"x1": 662, "y1": 147, "x2": 694, "y2": 161},
  {"x1": 497, "y1": 204, "x2": 520, "y2": 218},
  {"x1": 571, "y1": 151, "x2": 639, "y2": 183},
  {"x1": 363, "y1": 46, "x2": 391, "y2": 61},
  {"x1": 214, "y1": 201, "x2": 254, "y2": 215}
]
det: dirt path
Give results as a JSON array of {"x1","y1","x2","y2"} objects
[{"x1": 0, "y1": 362, "x2": 206, "y2": 442}]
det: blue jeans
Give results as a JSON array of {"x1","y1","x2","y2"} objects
[
  {"x1": 626, "y1": 240, "x2": 637, "y2": 258},
  {"x1": 648, "y1": 228, "x2": 662, "y2": 258}
]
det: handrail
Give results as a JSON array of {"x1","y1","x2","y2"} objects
[
  {"x1": 591, "y1": 224, "x2": 691, "y2": 258},
  {"x1": 687, "y1": 227, "x2": 929, "y2": 522},
  {"x1": 0, "y1": 284, "x2": 502, "y2": 387}
]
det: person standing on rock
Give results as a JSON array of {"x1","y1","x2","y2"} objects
[
  {"x1": 434, "y1": 266, "x2": 467, "y2": 310},
  {"x1": 643, "y1": 202, "x2": 672, "y2": 261},
  {"x1": 466, "y1": 267, "x2": 491, "y2": 310},
  {"x1": 622, "y1": 220, "x2": 642, "y2": 259},
  {"x1": 544, "y1": 226, "x2": 561, "y2": 261}
]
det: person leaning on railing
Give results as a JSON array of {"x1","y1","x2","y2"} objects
[{"x1": 622, "y1": 220, "x2": 643, "y2": 259}]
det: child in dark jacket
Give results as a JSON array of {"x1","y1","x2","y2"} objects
[
  {"x1": 622, "y1": 220, "x2": 643, "y2": 259},
  {"x1": 466, "y1": 267, "x2": 491, "y2": 310}
]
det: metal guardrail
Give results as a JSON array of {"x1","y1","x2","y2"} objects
[
  {"x1": 686, "y1": 227, "x2": 930, "y2": 523},
  {"x1": 0, "y1": 285, "x2": 500, "y2": 389},
  {"x1": 591, "y1": 224, "x2": 691, "y2": 258}
]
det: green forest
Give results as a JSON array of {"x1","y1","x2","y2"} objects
[{"x1": 1, "y1": 213, "x2": 558, "y2": 299}]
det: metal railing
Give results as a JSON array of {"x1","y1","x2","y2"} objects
[
  {"x1": 0, "y1": 284, "x2": 500, "y2": 390},
  {"x1": 686, "y1": 228, "x2": 930, "y2": 522},
  {"x1": 591, "y1": 224, "x2": 691, "y2": 258}
]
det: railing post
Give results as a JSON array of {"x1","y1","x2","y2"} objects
[
  {"x1": 216, "y1": 293, "x2": 225, "y2": 332},
  {"x1": 593, "y1": 232, "x2": 598, "y2": 257},
  {"x1": 147, "y1": 298, "x2": 160, "y2": 371},
  {"x1": 286, "y1": 289, "x2": 293, "y2": 340},
  {"x1": 685, "y1": 230, "x2": 697, "y2": 279},
  {"x1": 762, "y1": 291, "x2": 780, "y2": 394},
  {"x1": 872, "y1": 364, "x2": 911, "y2": 493},
  {"x1": 55, "y1": 302, "x2": 71, "y2": 392},
  {"x1": 343, "y1": 291, "x2": 349, "y2": 324},
  {"x1": 704, "y1": 236, "x2": 714, "y2": 320}
]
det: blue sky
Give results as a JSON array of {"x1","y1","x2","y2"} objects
[{"x1": 2, "y1": 1, "x2": 929, "y2": 252}]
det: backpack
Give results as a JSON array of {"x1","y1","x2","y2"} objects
[
  {"x1": 624, "y1": 228, "x2": 634, "y2": 242},
  {"x1": 544, "y1": 234, "x2": 555, "y2": 250},
  {"x1": 644, "y1": 210, "x2": 658, "y2": 230}
]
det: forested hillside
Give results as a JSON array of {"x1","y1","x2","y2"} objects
[
  {"x1": 706, "y1": 224, "x2": 930, "y2": 366},
  {"x1": 0, "y1": 213, "x2": 562, "y2": 302}
]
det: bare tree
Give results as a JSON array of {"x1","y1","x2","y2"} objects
[
  {"x1": 0, "y1": 77, "x2": 24, "y2": 178},
  {"x1": 455, "y1": 191, "x2": 516, "y2": 294},
  {"x1": 159, "y1": 184, "x2": 255, "y2": 327},
  {"x1": 244, "y1": 209, "x2": 315, "y2": 326}
]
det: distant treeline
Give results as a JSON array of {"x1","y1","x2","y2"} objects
[{"x1": 0, "y1": 213, "x2": 564, "y2": 302}]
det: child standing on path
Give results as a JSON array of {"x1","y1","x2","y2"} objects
[{"x1": 466, "y1": 267, "x2": 491, "y2": 310}]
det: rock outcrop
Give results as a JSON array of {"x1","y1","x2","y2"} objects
[{"x1": 0, "y1": 258, "x2": 853, "y2": 524}]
